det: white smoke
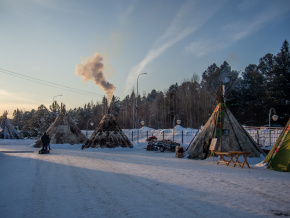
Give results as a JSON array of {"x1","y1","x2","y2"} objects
[{"x1": 76, "y1": 53, "x2": 116, "y2": 103}]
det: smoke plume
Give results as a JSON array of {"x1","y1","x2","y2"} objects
[{"x1": 76, "y1": 53, "x2": 116, "y2": 103}]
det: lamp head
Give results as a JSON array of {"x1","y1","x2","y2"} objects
[
  {"x1": 272, "y1": 115, "x2": 279, "y2": 121},
  {"x1": 176, "y1": 119, "x2": 181, "y2": 125},
  {"x1": 90, "y1": 122, "x2": 94, "y2": 126},
  {"x1": 141, "y1": 120, "x2": 145, "y2": 126}
]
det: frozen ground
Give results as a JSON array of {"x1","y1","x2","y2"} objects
[{"x1": 0, "y1": 139, "x2": 289, "y2": 218}]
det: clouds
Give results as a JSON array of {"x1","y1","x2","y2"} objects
[
  {"x1": 117, "y1": 1, "x2": 136, "y2": 26},
  {"x1": 0, "y1": 89, "x2": 39, "y2": 116},
  {"x1": 0, "y1": 89, "x2": 36, "y2": 104},
  {"x1": 227, "y1": 3, "x2": 290, "y2": 42},
  {"x1": 238, "y1": 0, "x2": 262, "y2": 11},
  {"x1": 184, "y1": 0, "x2": 290, "y2": 57},
  {"x1": 125, "y1": 0, "x2": 224, "y2": 94},
  {"x1": 109, "y1": 1, "x2": 137, "y2": 57},
  {"x1": 184, "y1": 39, "x2": 227, "y2": 58}
]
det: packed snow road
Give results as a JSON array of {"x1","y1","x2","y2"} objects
[{"x1": 0, "y1": 140, "x2": 289, "y2": 218}]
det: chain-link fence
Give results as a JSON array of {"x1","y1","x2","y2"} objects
[
  {"x1": 123, "y1": 126, "x2": 283, "y2": 147},
  {"x1": 123, "y1": 129, "x2": 198, "y2": 145},
  {"x1": 243, "y1": 126, "x2": 283, "y2": 147}
]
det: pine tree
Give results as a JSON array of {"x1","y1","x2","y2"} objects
[
  {"x1": 12, "y1": 109, "x2": 23, "y2": 131},
  {"x1": 272, "y1": 40, "x2": 290, "y2": 123},
  {"x1": 240, "y1": 64, "x2": 265, "y2": 125}
]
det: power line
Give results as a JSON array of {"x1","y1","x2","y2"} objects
[{"x1": 0, "y1": 68, "x2": 104, "y2": 97}]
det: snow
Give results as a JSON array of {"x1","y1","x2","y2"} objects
[
  {"x1": 139, "y1": 126, "x2": 155, "y2": 131},
  {"x1": 1, "y1": 138, "x2": 289, "y2": 217}
]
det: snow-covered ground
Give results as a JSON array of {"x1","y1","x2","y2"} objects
[{"x1": 0, "y1": 139, "x2": 289, "y2": 218}]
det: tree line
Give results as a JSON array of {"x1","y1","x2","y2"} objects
[{"x1": 4, "y1": 40, "x2": 289, "y2": 138}]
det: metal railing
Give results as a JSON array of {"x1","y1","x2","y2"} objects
[
  {"x1": 122, "y1": 126, "x2": 283, "y2": 147},
  {"x1": 243, "y1": 126, "x2": 283, "y2": 147},
  {"x1": 123, "y1": 129, "x2": 198, "y2": 145}
]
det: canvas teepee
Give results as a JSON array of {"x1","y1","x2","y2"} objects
[
  {"x1": 0, "y1": 111, "x2": 23, "y2": 139},
  {"x1": 263, "y1": 119, "x2": 290, "y2": 172},
  {"x1": 34, "y1": 111, "x2": 87, "y2": 148},
  {"x1": 187, "y1": 101, "x2": 265, "y2": 159},
  {"x1": 82, "y1": 112, "x2": 133, "y2": 149}
]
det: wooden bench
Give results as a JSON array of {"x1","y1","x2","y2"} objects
[
  {"x1": 214, "y1": 151, "x2": 251, "y2": 168},
  {"x1": 229, "y1": 151, "x2": 251, "y2": 168},
  {"x1": 214, "y1": 151, "x2": 230, "y2": 165}
]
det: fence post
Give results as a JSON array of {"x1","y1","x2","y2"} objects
[
  {"x1": 257, "y1": 129, "x2": 259, "y2": 146},
  {"x1": 147, "y1": 131, "x2": 148, "y2": 140},
  {"x1": 132, "y1": 131, "x2": 133, "y2": 142},
  {"x1": 163, "y1": 131, "x2": 164, "y2": 141},
  {"x1": 182, "y1": 130, "x2": 183, "y2": 144}
]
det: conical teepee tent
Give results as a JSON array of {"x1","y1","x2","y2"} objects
[
  {"x1": 82, "y1": 112, "x2": 133, "y2": 149},
  {"x1": 34, "y1": 111, "x2": 87, "y2": 148},
  {"x1": 187, "y1": 102, "x2": 265, "y2": 159},
  {"x1": 263, "y1": 119, "x2": 290, "y2": 172},
  {"x1": 0, "y1": 111, "x2": 23, "y2": 139}
]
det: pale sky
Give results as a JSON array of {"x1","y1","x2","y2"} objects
[{"x1": 1, "y1": 0, "x2": 289, "y2": 117}]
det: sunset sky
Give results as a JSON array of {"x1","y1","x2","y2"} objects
[{"x1": 1, "y1": 0, "x2": 289, "y2": 117}]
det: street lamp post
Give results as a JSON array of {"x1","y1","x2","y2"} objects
[
  {"x1": 173, "y1": 115, "x2": 181, "y2": 142},
  {"x1": 86, "y1": 120, "x2": 94, "y2": 137},
  {"x1": 135, "y1": 72, "x2": 147, "y2": 129},
  {"x1": 53, "y1": 95, "x2": 63, "y2": 103},
  {"x1": 269, "y1": 108, "x2": 279, "y2": 147},
  {"x1": 53, "y1": 95, "x2": 63, "y2": 113},
  {"x1": 137, "y1": 119, "x2": 145, "y2": 144}
]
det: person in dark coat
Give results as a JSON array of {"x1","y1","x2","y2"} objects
[
  {"x1": 47, "y1": 136, "x2": 51, "y2": 150},
  {"x1": 47, "y1": 135, "x2": 51, "y2": 150},
  {"x1": 41, "y1": 132, "x2": 50, "y2": 150}
]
